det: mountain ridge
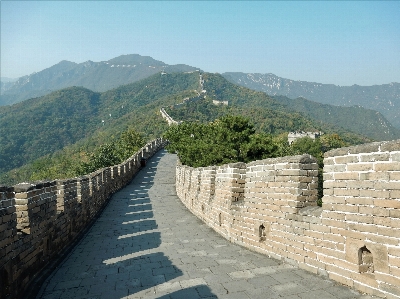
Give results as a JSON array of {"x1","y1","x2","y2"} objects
[
  {"x1": 222, "y1": 72, "x2": 400, "y2": 128},
  {"x1": 0, "y1": 54, "x2": 199, "y2": 105},
  {"x1": 1, "y1": 72, "x2": 395, "y2": 184}
]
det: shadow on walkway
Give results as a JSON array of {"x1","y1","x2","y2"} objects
[{"x1": 36, "y1": 150, "x2": 216, "y2": 299}]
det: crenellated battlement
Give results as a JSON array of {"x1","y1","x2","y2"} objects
[
  {"x1": 176, "y1": 139, "x2": 400, "y2": 298},
  {"x1": 0, "y1": 138, "x2": 167, "y2": 299}
]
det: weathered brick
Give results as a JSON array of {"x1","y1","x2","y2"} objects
[
  {"x1": 334, "y1": 188, "x2": 360, "y2": 197},
  {"x1": 389, "y1": 209, "x2": 400, "y2": 218},
  {"x1": 347, "y1": 163, "x2": 374, "y2": 171},
  {"x1": 375, "y1": 162, "x2": 400, "y2": 172},
  {"x1": 360, "y1": 189, "x2": 390, "y2": 199},
  {"x1": 367, "y1": 234, "x2": 399, "y2": 246},
  {"x1": 375, "y1": 181, "x2": 400, "y2": 190},
  {"x1": 345, "y1": 214, "x2": 374, "y2": 224},
  {"x1": 321, "y1": 211, "x2": 345, "y2": 220},
  {"x1": 347, "y1": 223, "x2": 378, "y2": 234},
  {"x1": 374, "y1": 216, "x2": 391, "y2": 227},
  {"x1": 388, "y1": 171, "x2": 400, "y2": 181},
  {"x1": 374, "y1": 199, "x2": 400, "y2": 209},
  {"x1": 335, "y1": 155, "x2": 359, "y2": 164},
  {"x1": 332, "y1": 204, "x2": 359, "y2": 213},
  {"x1": 388, "y1": 256, "x2": 400, "y2": 268},
  {"x1": 334, "y1": 172, "x2": 359, "y2": 180},
  {"x1": 358, "y1": 206, "x2": 389, "y2": 217},
  {"x1": 367, "y1": 172, "x2": 390, "y2": 181},
  {"x1": 321, "y1": 218, "x2": 346, "y2": 229},
  {"x1": 388, "y1": 247, "x2": 400, "y2": 257},
  {"x1": 346, "y1": 197, "x2": 374, "y2": 206},
  {"x1": 324, "y1": 164, "x2": 346, "y2": 173},
  {"x1": 360, "y1": 153, "x2": 390, "y2": 162},
  {"x1": 321, "y1": 196, "x2": 346, "y2": 204},
  {"x1": 375, "y1": 272, "x2": 400, "y2": 287},
  {"x1": 377, "y1": 226, "x2": 400, "y2": 238},
  {"x1": 347, "y1": 180, "x2": 374, "y2": 189}
]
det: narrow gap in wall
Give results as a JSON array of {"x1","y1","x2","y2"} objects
[
  {"x1": 218, "y1": 213, "x2": 222, "y2": 226},
  {"x1": 358, "y1": 246, "x2": 374, "y2": 274},
  {"x1": 259, "y1": 224, "x2": 266, "y2": 242}
]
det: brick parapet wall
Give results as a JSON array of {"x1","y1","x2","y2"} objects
[
  {"x1": 176, "y1": 141, "x2": 400, "y2": 299},
  {"x1": 0, "y1": 138, "x2": 167, "y2": 299},
  {"x1": 322, "y1": 140, "x2": 400, "y2": 298}
]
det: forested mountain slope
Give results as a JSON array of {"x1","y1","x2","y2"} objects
[
  {"x1": 1, "y1": 71, "x2": 394, "y2": 184},
  {"x1": 0, "y1": 72, "x2": 201, "y2": 175},
  {"x1": 223, "y1": 72, "x2": 400, "y2": 129},
  {"x1": 206, "y1": 73, "x2": 400, "y2": 141},
  {"x1": 0, "y1": 54, "x2": 199, "y2": 106}
]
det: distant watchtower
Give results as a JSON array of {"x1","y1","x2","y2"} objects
[{"x1": 288, "y1": 131, "x2": 322, "y2": 144}]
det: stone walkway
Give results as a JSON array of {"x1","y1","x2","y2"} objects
[{"x1": 35, "y1": 150, "x2": 375, "y2": 299}]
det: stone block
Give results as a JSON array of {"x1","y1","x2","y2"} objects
[
  {"x1": 381, "y1": 140, "x2": 400, "y2": 152},
  {"x1": 377, "y1": 226, "x2": 400, "y2": 238},
  {"x1": 346, "y1": 197, "x2": 374, "y2": 206},
  {"x1": 334, "y1": 172, "x2": 359, "y2": 180},
  {"x1": 360, "y1": 153, "x2": 390, "y2": 162},
  {"x1": 345, "y1": 214, "x2": 374, "y2": 224},
  {"x1": 375, "y1": 162, "x2": 400, "y2": 172},
  {"x1": 367, "y1": 172, "x2": 390, "y2": 181},
  {"x1": 374, "y1": 199, "x2": 400, "y2": 209},
  {"x1": 347, "y1": 162, "x2": 375, "y2": 172},
  {"x1": 375, "y1": 181, "x2": 400, "y2": 190},
  {"x1": 375, "y1": 272, "x2": 400, "y2": 288},
  {"x1": 335, "y1": 155, "x2": 360, "y2": 164}
]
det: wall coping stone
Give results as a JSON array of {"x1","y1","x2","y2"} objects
[
  {"x1": 247, "y1": 154, "x2": 317, "y2": 166},
  {"x1": 13, "y1": 183, "x2": 38, "y2": 192},
  {"x1": 325, "y1": 139, "x2": 400, "y2": 157}
]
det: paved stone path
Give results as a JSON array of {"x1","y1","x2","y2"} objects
[{"x1": 35, "y1": 150, "x2": 375, "y2": 299}]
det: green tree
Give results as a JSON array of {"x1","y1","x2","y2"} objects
[
  {"x1": 117, "y1": 128, "x2": 146, "y2": 160},
  {"x1": 164, "y1": 115, "x2": 280, "y2": 167},
  {"x1": 241, "y1": 133, "x2": 278, "y2": 162}
]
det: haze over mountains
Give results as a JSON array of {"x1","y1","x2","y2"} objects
[
  {"x1": 2, "y1": 55, "x2": 399, "y2": 131},
  {"x1": 0, "y1": 54, "x2": 198, "y2": 106},
  {"x1": 1, "y1": 59, "x2": 399, "y2": 184},
  {"x1": 223, "y1": 72, "x2": 400, "y2": 129}
]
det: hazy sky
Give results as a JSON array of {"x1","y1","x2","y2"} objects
[{"x1": 1, "y1": 1, "x2": 399, "y2": 86}]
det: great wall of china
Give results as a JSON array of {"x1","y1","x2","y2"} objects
[
  {"x1": 2, "y1": 71, "x2": 400, "y2": 298},
  {"x1": 160, "y1": 72, "x2": 228, "y2": 125},
  {"x1": 175, "y1": 140, "x2": 400, "y2": 298},
  {"x1": 0, "y1": 139, "x2": 167, "y2": 299}
]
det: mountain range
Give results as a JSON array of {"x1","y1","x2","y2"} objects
[
  {"x1": 0, "y1": 72, "x2": 201, "y2": 176},
  {"x1": 1, "y1": 54, "x2": 400, "y2": 180},
  {"x1": 2, "y1": 56, "x2": 400, "y2": 132},
  {"x1": 0, "y1": 54, "x2": 198, "y2": 105},
  {"x1": 3, "y1": 55, "x2": 399, "y2": 128},
  {"x1": 222, "y1": 72, "x2": 400, "y2": 129}
]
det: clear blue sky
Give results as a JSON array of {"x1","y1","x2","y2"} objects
[{"x1": 1, "y1": 1, "x2": 399, "y2": 86}]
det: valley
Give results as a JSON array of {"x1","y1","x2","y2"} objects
[{"x1": 1, "y1": 55, "x2": 399, "y2": 185}]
